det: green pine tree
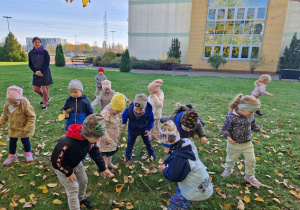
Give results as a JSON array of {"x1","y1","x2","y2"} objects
[
  {"x1": 0, "y1": 32, "x2": 27, "y2": 62},
  {"x1": 119, "y1": 49, "x2": 132, "y2": 72},
  {"x1": 55, "y1": 44, "x2": 65, "y2": 67},
  {"x1": 279, "y1": 33, "x2": 300, "y2": 69},
  {"x1": 167, "y1": 38, "x2": 181, "y2": 63}
]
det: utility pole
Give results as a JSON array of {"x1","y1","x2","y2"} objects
[
  {"x1": 102, "y1": 11, "x2": 108, "y2": 52},
  {"x1": 110, "y1": 31, "x2": 116, "y2": 52},
  {"x1": 74, "y1": 35, "x2": 77, "y2": 56},
  {"x1": 3, "y1": 16, "x2": 12, "y2": 33}
]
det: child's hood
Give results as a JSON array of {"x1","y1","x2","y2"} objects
[
  {"x1": 171, "y1": 139, "x2": 196, "y2": 161},
  {"x1": 65, "y1": 124, "x2": 85, "y2": 140}
]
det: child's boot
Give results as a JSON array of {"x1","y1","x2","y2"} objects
[
  {"x1": 80, "y1": 198, "x2": 94, "y2": 209},
  {"x1": 3, "y1": 154, "x2": 18, "y2": 165},
  {"x1": 255, "y1": 110, "x2": 263, "y2": 116},
  {"x1": 107, "y1": 156, "x2": 118, "y2": 169},
  {"x1": 221, "y1": 169, "x2": 233, "y2": 177},
  {"x1": 25, "y1": 152, "x2": 34, "y2": 162},
  {"x1": 244, "y1": 175, "x2": 261, "y2": 188}
]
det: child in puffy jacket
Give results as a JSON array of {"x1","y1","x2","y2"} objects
[{"x1": 159, "y1": 120, "x2": 213, "y2": 210}]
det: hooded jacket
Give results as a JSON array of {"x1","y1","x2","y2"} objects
[
  {"x1": 160, "y1": 105, "x2": 206, "y2": 138},
  {"x1": 163, "y1": 138, "x2": 213, "y2": 201},
  {"x1": 62, "y1": 94, "x2": 93, "y2": 131},
  {"x1": 222, "y1": 109, "x2": 261, "y2": 143},
  {"x1": 122, "y1": 102, "x2": 154, "y2": 136},
  {"x1": 51, "y1": 124, "x2": 106, "y2": 177}
]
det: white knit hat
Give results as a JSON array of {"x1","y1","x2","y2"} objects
[
  {"x1": 68, "y1": 79, "x2": 83, "y2": 91},
  {"x1": 160, "y1": 120, "x2": 180, "y2": 148}
]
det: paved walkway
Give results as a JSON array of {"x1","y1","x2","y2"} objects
[{"x1": 65, "y1": 64, "x2": 283, "y2": 80}]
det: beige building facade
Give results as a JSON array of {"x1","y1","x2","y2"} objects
[{"x1": 129, "y1": 0, "x2": 298, "y2": 73}]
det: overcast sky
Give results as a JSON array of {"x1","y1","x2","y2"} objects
[{"x1": 0, "y1": 0, "x2": 128, "y2": 47}]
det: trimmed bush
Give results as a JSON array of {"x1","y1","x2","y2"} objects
[
  {"x1": 131, "y1": 60, "x2": 161, "y2": 70},
  {"x1": 102, "y1": 51, "x2": 116, "y2": 61},
  {"x1": 120, "y1": 49, "x2": 132, "y2": 72},
  {"x1": 99, "y1": 57, "x2": 112, "y2": 66},
  {"x1": 207, "y1": 54, "x2": 227, "y2": 72},
  {"x1": 55, "y1": 44, "x2": 65, "y2": 67},
  {"x1": 93, "y1": 56, "x2": 101, "y2": 66}
]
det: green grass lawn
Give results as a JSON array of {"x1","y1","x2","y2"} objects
[{"x1": 0, "y1": 62, "x2": 299, "y2": 209}]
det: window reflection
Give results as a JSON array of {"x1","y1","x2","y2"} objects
[
  {"x1": 232, "y1": 35, "x2": 242, "y2": 45},
  {"x1": 246, "y1": 8, "x2": 255, "y2": 19},
  {"x1": 252, "y1": 35, "x2": 262, "y2": 45},
  {"x1": 234, "y1": 21, "x2": 244, "y2": 34},
  {"x1": 215, "y1": 22, "x2": 225, "y2": 34},
  {"x1": 244, "y1": 21, "x2": 254, "y2": 34},
  {"x1": 223, "y1": 46, "x2": 230, "y2": 57},
  {"x1": 257, "y1": 8, "x2": 266, "y2": 19},
  {"x1": 251, "y1": 47, "x2": 260, "y2": 58},
  {"x1": 237, "y1": 8, "x2": 245, "y2": 19},
  {"x1": 208, "y1": 9, "x2": 216, "y2": 20},
  {"x1": 214, "y1": 46, "x2": 221, "y2": 54},
  {"x1": 232, "y1": 47, "x2": 239, "y2": 58},
  {"x1": 223, "y1": 35, "x2": 233, "y2": 45},
  {"x1": 237, "y1": 0, "x2": 247, "y2": 7},
  {"x1": 206, "y1": 21, "x2": 216, "y2": 34},
  {"x1": 241, "y1": 47, "x2": 249, "y2": 58},
  {"x1": 218, "y1": 9, "x2": 225, "y2": 19},
  {"x1": 242, "y1": 35, "x2": 252, "y2": 45},
  {"x1": 205, "y1": 46, "x2": 212, "y2": 57},
  {"x1": 205, "y1": 35, "x2": 214, "y2": 45},
  {"x1": 247, "y1": 0, "x2": 256, "y2": 6},
  {"x1": 228, "y1": 0, "x2": 237, "y2": 7},
  {"x1": 253, "y1": 21, "x2": 264, "y2": 34},
  {"x1": 225, "y1": 21, "x2": 234, "y2": 34},
  {"x1": 219, "y1": 0, "x2": 228, "y2": 7},
  {"x1": 214, "y1": 35, "x2": 224, "y2": 45},
  {"x1": 227, "y1": 9, "x2": 235, "y2": 19},
  {"x1": 257, "y1": 0, "x2": 268, "y2": 6}
]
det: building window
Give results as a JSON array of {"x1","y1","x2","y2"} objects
[{"x1": 204, "y1": 0, "x2": 268, "y2": 60}]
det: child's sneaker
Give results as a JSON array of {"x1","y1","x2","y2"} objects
[
  {"x1": 84, "y1": 154, "x2": 90, "y2": 162},
  {"x1": 255, "y1": 110, "x2": 263, "y2": 116},
  {"x1": 244, "y1": 175, "x2": 261, "y2": 188},
  {"x1": 108, "y1": 163, "x2": 118, "y2": 169},
  {"x1": 42, "y1": 104, "x2": 47, "y2": 109},
  {"x1": 80, "y1": 198, "x2": 94, "y2": 209},
  {"x1": 3, "y1": 154, "x2": 18, "y2": 165},
  {"x1": 25, "y1": 152, "x2": 34, "y2": 162},
  {"x1": 221, "y1": 169, "x2": 233, "y2": 177}
]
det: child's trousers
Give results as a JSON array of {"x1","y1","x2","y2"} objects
[
  {"x1": 225, "y1": 141, "x2": 256, "y2": 176},
  {"x1": 168, "y1": 188, "x2": 203, "y2": 210},
  {"x1": 9, "y1": 137, "x2": 31, "y2": 154},
  {"x1": 125, "y1": 134, "x2": 155, "y2": 160},
  {"x1": 54, "y1": 162, "x2": 88, "y2": 210}
]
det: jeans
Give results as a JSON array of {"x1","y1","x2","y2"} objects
[
  {"x1": 9, "y1": 137, "x2": 31, "y2": 154},
  {"x1": 125, "y1": 134, "x2": 155, "y2": 160}
]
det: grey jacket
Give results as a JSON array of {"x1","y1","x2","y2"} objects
[
  {"x1": 222, "y1": 109, "x2": 261, "y2": 143},
  {"x1": 160, "y1": 105, "x2": 206, "y2": 138},
  {"x1": 28, "y1": 49, "x2": 54, "y2": 86}
]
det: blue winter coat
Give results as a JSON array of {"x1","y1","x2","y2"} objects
[
  {"x1": 163, "y1": 139, "x2": 213, "y2": 201},
  {"x1": 62, "y1": 94, "x2": 94, "y2": 131},
  {"x1": 122, "y1": 102, "x2": 154, "y2": 136},
  {"x1": 28, "y1": 49, "x2": 54, "y2": 86}
]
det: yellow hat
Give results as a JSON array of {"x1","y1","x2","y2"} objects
[{"x1": 110, "y1": 94, "x2": 126, "y2": 111}]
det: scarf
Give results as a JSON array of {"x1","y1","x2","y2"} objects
[{"x1": 33, "y1": 45, "x2": 44, "y2": 53}]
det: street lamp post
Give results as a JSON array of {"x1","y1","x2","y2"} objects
[
  {"x1": 74, "y1": 35, "x2": 77, "y2": 56},
  {"x1": 3, "y1": 16, "x2": 12, "y2": 33},
  {"x1": 110, "y1": 31, "x2": 116, "y2": 51}
]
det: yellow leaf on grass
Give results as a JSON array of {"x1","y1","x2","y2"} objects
[
  {"x1": 94, "y1": 171, "x2": 100, "y2": 176},
  {"x1": 221, "y1": 204, "x2": 231, "y2": 210},
  {"x1": 19, "y1": 198, "x2": 26, "y2": 203},
  {"x1": 29, "y1": 194, "x2": 35, "y2": 199},
  {"x1": 126, "y1": 202, "x2": 134, "y2": 209},
  {"x1": 243, "y1": 195, "x2": 250, "y2": 203},
  {"x1": 43, "y1": 188, "x2": 48, "y2": 193},
  {"x1": 255, "y1": 197, "x2": 264, "y2": 202},
  {"x1": 106, "y1": 181, "x2": 109, "y2": 185},
  {"x1": 47, "y1": 183, "x2": 58, "y2": 188},
  {"x1": 58, "y1": 114, "x2": 65, "y2": 121},
  {"x1": 53, "y1": 199, "x2": 63, "y2": 205},
  {"x1": 38, "y1": 185, "x2": 47, "y2": 190},
  {"x1": 255, "y1": 157, "x2": 260, "y2": 161},
  {"x1": 116, "y1": 184, "x2": 124, "y2": 193},
  {"x1": 290, "y1": 190, "x2": 300, "y2": 198},
  {"x1": 273, "y1": 198, "x2": 281, "y2": 203},
  {"x1": 12, "y1": 201, "x2": 18, "y2": 207},
  {"x1": 128, "y1": 176, "x2": 134, "y2": 184}
]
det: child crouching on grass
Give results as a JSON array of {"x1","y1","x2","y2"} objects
[
  {"x1": 0, "y1": 85, "x2": 36, "y2": 165},
  {"x1": 159, "y1": 120, "x2": 213, "y2": 210},
  {"x1": 51, "y1": 114, "x2": 114, "y2": 209},
  {"x1": 221, "y1": 94, "x2": 266, "y2": 188}
]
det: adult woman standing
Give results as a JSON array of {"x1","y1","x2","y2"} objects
[{"x1": 28, "y1": 37, "x2": 53, "y2": 109}]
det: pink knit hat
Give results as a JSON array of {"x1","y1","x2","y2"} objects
[
  {"x1": 148, "y1": 79, "x2": 163, "y2": 94},
  {"x1": 6, "y1": 85, "x2": 23, "y2": 100}
]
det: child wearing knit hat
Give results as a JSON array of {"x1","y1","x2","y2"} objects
[
  {"x1": 62, "y1": 79, "x2": 94, "y2": 161},
  {"x1": 92, "y1": 80, "x2": 131, "y2": 111},
  {"x1": 159, "y1": 121, "x2": 213, "y2": 209},
  {"x1": 160, "y1": 106, "x2": 207, "y2": 143},
  {"x1": 51, "y1": 114, "x2": 114, "y2": 209},
  {"x1": 147, "y1": 79, "x2": 164, "y2": 142},
  {"x1": 122, "y1": 92, "x2": 156, "y2": 162},
  {"x1": 94, "y1": 68, "x2": 107, "y2": 98},
  {"x1": 99, "y1": 94, "x2": 126, "y2": 172},
  {"x1": 0, "y1": 85, "x2": 36, "y2": 165}
]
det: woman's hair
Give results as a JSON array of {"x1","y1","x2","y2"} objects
[
  {"x1": 254, "y1": 74, "x2": 271, "y2": 87},
  {"x1": 32, "y1": 37, "x2": 42, "y2": 43},
  {"x1": 4, "y1": 97, "x2": 30, "y2": 113},
  {"x1": 229, "y1": 94, "x2": 260, "y2": 110}
]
